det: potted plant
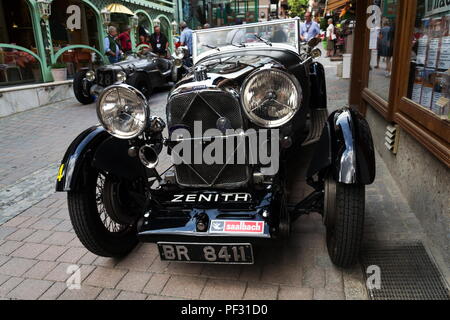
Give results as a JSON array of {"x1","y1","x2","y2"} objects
[{"x1": 51, "y1": 62, "x2": 67, "y2": 81}]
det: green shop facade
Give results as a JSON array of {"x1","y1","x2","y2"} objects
[{"x1": 0, "y1": 0, "x2": 175, "y2": 86}]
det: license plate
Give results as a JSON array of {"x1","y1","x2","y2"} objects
[{"x1": 157, "y1": 242, "x2": 254, "y2": 264}]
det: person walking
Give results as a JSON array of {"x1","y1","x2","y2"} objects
[
  {"x1": 326, "y1": 18, "x2": 336, "y2": 58},
  {"x1": 379, "y1": 20, "x2": 394, "y2": 77},
  {"x1": 300, "y1": 11, "x2": 320, "y2": 42},
  {"x1": 104, "y1": 26, "x2": 121, "y2": 64},
  {"x1": 179, "y1": 21, "x2": 193, "y2": 66},
  {"x1": 149, "y1": 25, "x2": 169, "y2": 57},
  {"x1": 118, "y1": 26, "x2": 133, "y2": 55}
]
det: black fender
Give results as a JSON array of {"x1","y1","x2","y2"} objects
[
  {"x1": 309, "y1": 62, "x2": 327, "y2": 109},
  {"x1": 56, "y1": 126, "x2": 145, "y2": 192},
  {"x1": 307, "y1": 108, "x2": 376, "y2": 185}
]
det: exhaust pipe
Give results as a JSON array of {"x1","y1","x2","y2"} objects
[{"x1": 139, "y1": 145, "x2": 159, "y2": 169}]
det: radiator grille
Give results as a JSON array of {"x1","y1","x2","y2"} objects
[{"x1": 167, "y1": 90, "x2": 249, "y2": 188}]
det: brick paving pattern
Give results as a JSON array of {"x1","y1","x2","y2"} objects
[{"x1": 0, "y1": 58, "x2": 444, "y2": 300}]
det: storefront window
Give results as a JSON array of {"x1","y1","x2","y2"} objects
[
  {"x1": 50, "y1": 0, "x2": 100, "y2": 78},
  {"x1": 367, "y1": 0, "x2": 398, "y2": 101},
  {"x1": 407, "y1": 0, "x2": 450, "y2": 119},
  {"x1": 0, "y1": 0, "x2": 41, "y2": 86}
]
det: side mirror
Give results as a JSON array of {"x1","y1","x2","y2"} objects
[{"x1": 307, "y1": 38, "x2": 321, "y2": 48}]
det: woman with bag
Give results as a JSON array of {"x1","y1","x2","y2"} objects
[{"x1": 326, "y1": 18, "x2": 336, "y2": 58}]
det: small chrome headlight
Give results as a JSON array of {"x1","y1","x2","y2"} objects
[
  {"x1": 97, "y1": 84, "x2": 149, "y2": 139},
  {"x1": 116, "y1": 71, "x2": 127, "y2": 83},
  {"x1": 311, "y1": 48, "x2": 322, "y2": 58},
  {"x1": 86, "y1": 70, "x2": 95, "y2": 82},
  {"x1": 241, "y1": 69, "x2": 302, "y2": 128}
]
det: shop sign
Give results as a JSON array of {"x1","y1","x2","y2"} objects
[{"x1": 426, "y1": 0, "x2": 450, "y2": 17}]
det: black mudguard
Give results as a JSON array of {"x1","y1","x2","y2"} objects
[
  {"x1": 307, "y1": 108, "x2": 376, "y2": 185},
  {"x1": 309, "y1": 62, "x2": 327, "y2": 109},
  {"x1": 55, "y1": 126, "x2": 145, "y2": 192}
]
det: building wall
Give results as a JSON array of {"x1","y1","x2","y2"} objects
[{"x1": 365, "y1": 106, "x2": 450, "y2": 265}]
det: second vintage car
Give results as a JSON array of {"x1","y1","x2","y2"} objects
[
  {"x1": 56, "y1": 19, "x2": 376, "y2": 268},
  {"x1": 73, "y1": 50, "x2": 185, "y2": 104}
]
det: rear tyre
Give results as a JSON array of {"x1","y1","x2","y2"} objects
[
  {"x1": 67, "y1": 168, "x2": 138, "y2": 257},
  {"x1": 73, "y1": 70, "x2": 95, "y2": 105},
  {"x1": 324, "y1": 178, "x2": 365, "y2": 268},
  {"x1": 127, "y1": 72, "x2": 152, "y2": 99}
]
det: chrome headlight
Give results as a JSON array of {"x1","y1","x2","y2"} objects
[
  {"x1": 97, "y1": 84, "x2": 149, "y2": 139},
  {"x1": 241, "y1": 69, "x2": 302, "y2": 128},
  {"x1": 116, "y1": 71, "x2": 127, "y2": 83},
  {"x1": 86, "y1": 70, "x2": 95, "y2": 81}
]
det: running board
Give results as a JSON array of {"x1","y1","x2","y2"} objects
[{"x1": 302, "y1": 109, "x2": 328, "y2": 147}]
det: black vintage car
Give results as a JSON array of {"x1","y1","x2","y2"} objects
[
  {"x1": 56, "y1": 19, "x2": 375, "y2": 268},
  {"x1": 73, "y1": 51, "x2": 184, "y2": 104}
]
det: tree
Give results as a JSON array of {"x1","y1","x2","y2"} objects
[{"x1": 287, "y1": 0, "x2": 309, "y2": 18}]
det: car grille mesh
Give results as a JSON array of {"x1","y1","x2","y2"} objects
[{"x1": 167, "y1": 90, "x2": 248, "y2": 188}]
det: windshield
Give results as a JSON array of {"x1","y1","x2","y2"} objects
[{"x1": 193, "y1": 19, "x2": 300, "y2": 61}]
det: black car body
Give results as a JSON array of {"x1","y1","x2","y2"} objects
[
  {"x1": 56, "y1": 19, "x2": 376, "y2": 267},
  {"x1": 73, "y1": 51, "x2": 183, "y2": 104}
]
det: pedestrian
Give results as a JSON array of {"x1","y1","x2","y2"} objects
[
  {"x1": 300, "y1": 11, "x2": 321, "y2": 42},
  {"x1": 379, "y1": 19, "x2": 394, "y2": 77},
  {"x1": 180, "y1": 21, "x2": 193, "y2": 55},
  {"x1": 149, "y1": 25, "x2": 169, "y2": 58},
  {"x1": 104, "y1": 26, "x2": 121, "y2": 64},
  {"x1": 326, "y1": 18, "x2": 336, "y2": 58},
  {"x1": 118, "y1": 26, "x2": 133, "y2": 55},
  {"x1": 179, "y1": 21, "x2": 193, "y2": 66}
]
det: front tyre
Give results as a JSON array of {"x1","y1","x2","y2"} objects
[
  {"x1": 73, "y1": 70, "x2": 95, "y2": 105},
  {"x1": 67, "y1": 169, "x2": 138, "y2": 257},
  {"x1": 324, "y1": 178, "x2": 365, "y2": 268}
]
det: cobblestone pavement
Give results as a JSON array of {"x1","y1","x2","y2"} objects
[{"x1": 0, "y1": 58, "x2": 446, "y2": 300}]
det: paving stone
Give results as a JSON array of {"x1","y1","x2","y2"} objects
[
  {"x1": 37, "y1": 246, "x2": 67, "y2": 261},
  {"x1": 239, "y1": 264, "x2": 262, "y2": 282},
  {"x1": 92, "y1": 256, "x2": 119, "y2": 268},
  {"x1": 18, "y1": 217, "x2": 41, "y2": 228},
  {"x1": 97, "y1": 288, "x2": 121, "y2": 300},
  {"x1": 84, "y1": 267, "x2": 127, "y2": 289},
  {"x1": 78, "y1": 252, "x2": 98, "y2": 265},
  {"x1": 41, "y1": 231, "x2": 74, "y2": 246},
  {"x1": 278, "y1": 286, "x2": 313, "y2": 300},
  {"x1": 0, "y1": 257, "x2": 37, "y2": 277},
  {"x1": 0, "y1": 241, "x2": 23, "y2": 255},
  {"x1": 148, "y1": 258, "x2": 170, "y2": 273},
  {"x1": 0, "y1": 227, "x2": 17, "y2": 240},
  {"x1": 325, "y1": 267, "x2": 344, "y2": 291},
  {"x1": 0, "y1": 277, "x2": 23, "y2": 297},
  {"x1": 313, "y1": 288, "x2": 345, "y2": 300},
  {"x1": 58, "y1": 285, "x2": 102, "y2": 300},
  {"x1": 143, "y1": 273, "x2": 170, "y2": 295},
  {"x1": 0, "y1": 255, "x2": 9, "y2": 268},
  {"x1": 23, "y1": 230, "x2": 53, "y2": 243},
  {"x1": 52, "y1": 220, "x2": 73, "y2": 232},
  {"x1": 200, "y1": 279, "x2": 247, "y2": 300},
  {"x1": 56, "y1": 247, "x2": 87, "y2": 264},
  {"x1": 243, "y1": 283, "x2": 278, "y2": 300},
  {"x1": 0, "y1": 274, "x2": 10, "y2": 286},
  {"x1": 200, "y1": 264, "x2": 241, "y2": 279},
  {"x1": 6, "y1": 228, "x2": 35, "y2": 242},
  {"x1": 116, "y1": 291, "x2": 148, "y2": 300},
  {"x1": 116, "y1": 271, "x2": 153, "y2": 292},
  {"x1": 2, "y1": 216, "x2": 31, "y2": 228},
  {"x1": 7, "y1": 278, "x2": 53, "y2": 300},
  {"x1": 24, "y1": 261, "x2": 59, "y2": 280},
  {"x1": 44, "y1": 263, "x2": 94, "y2": 283},
  {"x1": 260, "y1": 263, "x2": 302, "y2": 286},
  {"x1": 302, "y1": 267, "x2": 326, "y2": 288},
  {"x1": 38, "y1": 282, "x2": 67, "y2": 300},
  {"x1": 31, "y1": 218, "x2": 62, "y2": 231},
  {"x1": 115, "y1": 252, "x2": 157, "y2": 272},
  {"x1": 10, "y1": 243, "x2": 49, "y2": 259},
  {"x1": 161, "y1": 275, "x2": 206, "y2": 299}
]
